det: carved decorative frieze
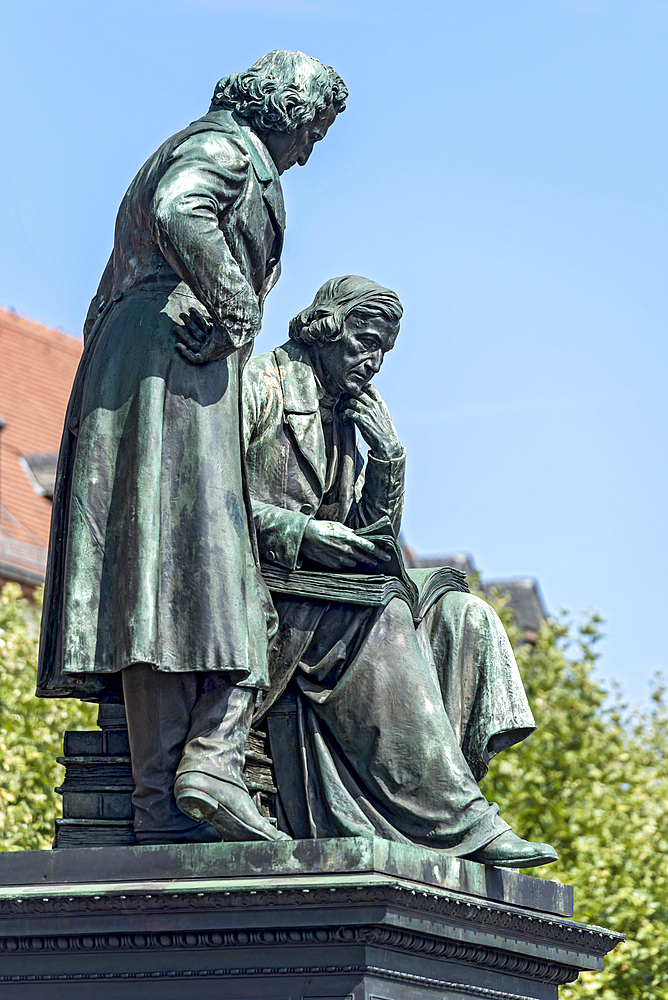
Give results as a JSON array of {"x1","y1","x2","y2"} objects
[
  {"x1": 0, "y1": 924, "x2": 579, "y2": 984},
  {"x1": 0, "y1": 881, "x2": 621, "y2": 956},
  {"x1": 0, "y1": 960, "x2": 566, "y2": 994}
]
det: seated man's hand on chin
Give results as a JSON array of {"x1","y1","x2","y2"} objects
[
  {"x1": 300, "y1": 519, "x2": 391, "y2": 570},
  {"x1": 340, "y1": 385, "x2": 403, "y2": 461}
]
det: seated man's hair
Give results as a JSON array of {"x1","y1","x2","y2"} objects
[
  {"x1": 211, "y1": 50, "x2": 347, "y2": 134},
  {"x1": 289, "y1": 276, "x2": 403, "y2": 346}
]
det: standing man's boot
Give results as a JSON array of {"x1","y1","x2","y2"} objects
[{"x1": 174, "y1": 685, "x2": 289, "y2": 842}]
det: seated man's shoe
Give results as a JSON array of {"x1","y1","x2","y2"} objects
[
  {"x1": 175, "y1": 771, "x2": 291, "y2": 843},
  {"x1": 466, "y1": 830, "x2": 558, "y2": 868}
]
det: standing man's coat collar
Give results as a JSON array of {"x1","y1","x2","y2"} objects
[
  {"x1": 194, "y1": 109, "x2": 286, "y2": 238},
  {"x1": 231, "y1": 113, "x2": 280, "y2": 185}
]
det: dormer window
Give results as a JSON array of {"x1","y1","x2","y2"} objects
[{"x1": 20, "y1": 453, "x2": 58, "y2": 501}]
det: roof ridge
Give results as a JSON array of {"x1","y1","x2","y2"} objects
[{"x1": 0, "y1": 308, "x2": 82, "y2": 354}]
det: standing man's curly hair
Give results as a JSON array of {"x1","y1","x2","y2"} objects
[{"x1": 211, "y1": 50, "x2": 348, "y2": 134}]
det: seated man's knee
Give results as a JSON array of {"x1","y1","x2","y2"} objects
[
  {"x1": 386, "y1": 596, "x2": 417, "y2": 628},
  {"x1": 433, "y1": 591, "x2": 503, "y2": 641},
  {"x1": 442, "y1": 590, "x2": 490, "y2": 619}
]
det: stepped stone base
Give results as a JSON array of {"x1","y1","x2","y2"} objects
[
  {"x1": 0, "y1": 837, "x2": 623, "y2": 999},
  {"x1": 54, "y1": 705, "x2": 277, "y2": 847}
]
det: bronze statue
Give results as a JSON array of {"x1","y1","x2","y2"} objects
[
  {"x1": 36, "y1": 52, "x2": 347, "y2": 845},
  {"x1": 37, "y1": 44, "x2": 556, "y2": 865},
  {"x1": 228, "y1": 275, "x2": 556, "y2": 867}
]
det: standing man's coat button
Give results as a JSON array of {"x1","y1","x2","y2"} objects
[{"x1": 301, "y1": 503, "x2": 315, "y2": 515}]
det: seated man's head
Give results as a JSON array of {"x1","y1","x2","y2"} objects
[
  {"x1": 289, "y1": 276, "x2": 403, "y2": 397},
  {"x1": 211, "y1": 51, "x2": 347, "y2": 174}
]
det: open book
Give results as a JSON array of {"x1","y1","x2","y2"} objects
[{"x1": 260, "y1": 517, "x2": 469, "y2": 622}]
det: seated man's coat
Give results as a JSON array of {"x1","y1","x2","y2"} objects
[
  {"x1": 242, "y1": 339, "x2": 534, "y2": 850},
  {"x1": 243, "y1": 337, "x2": 406, "y2": 570}
]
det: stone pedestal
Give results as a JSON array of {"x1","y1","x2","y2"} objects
[{"x1": 0, "y1": 837, "x2": 623, "y2": 999}]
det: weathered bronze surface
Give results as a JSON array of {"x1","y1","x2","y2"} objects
[
  {"x1": 37, "y1": 52, "x2": 553, "y2": 864},
  {"x1": 36, "y1": 51, "x2": 347, "y2": 845},
  {"x1": 238, "y1": 275, "x2": 557, "y2": 866}
]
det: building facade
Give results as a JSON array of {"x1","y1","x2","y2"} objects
[{"x1": 0, "y1": 308, "x2": 82, "y2": 587}]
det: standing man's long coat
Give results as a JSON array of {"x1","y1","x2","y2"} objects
[{"x1": 37, "y1": 109, "x2": 284, "y2": 701}]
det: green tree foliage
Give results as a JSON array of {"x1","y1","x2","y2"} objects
[
  {"x1": 0, "y1": 583, "x2": 95, "y2": 850},
  {"x1": 481, "y1": 589, "x2": 668, "y2": 1000}
]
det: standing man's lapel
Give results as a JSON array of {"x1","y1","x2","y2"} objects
[
  {"x1": 235, "y1": 119, "x2": 286, "y2": 246},
  {"x1": 235, "y1": 119, "x2": 285, "y2": 303}
]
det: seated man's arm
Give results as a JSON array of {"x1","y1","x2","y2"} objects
[
  {"x1": 252, "y1": 501, "x2": 388, "y2": 571},
  {"x1": 243, "y1": 365, "x2": 391, "y2": 571},
  {"x1": 341, "y1": 385, "x2": 406, "y2": 536},
  {"x1": 252, "y1": 500, "x2": 312, "y2": 570}
]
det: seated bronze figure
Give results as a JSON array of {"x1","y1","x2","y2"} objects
[{"x1": 181, "y1": 275, "x2": 557, "y2": 867}]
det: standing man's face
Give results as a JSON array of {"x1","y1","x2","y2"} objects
[
  {"x1": 263, "y1": 104, "x2": 337, "y2": 174},
  {"x1": 314, "y1": 313, "x2": 399, "y2": 398}
]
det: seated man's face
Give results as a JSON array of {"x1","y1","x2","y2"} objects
[{"x1": 315, "y1": 311, "x2": 399, "y2": 397}]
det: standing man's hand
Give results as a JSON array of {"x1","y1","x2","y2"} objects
[
  {"x1": 174, "y1": 307, "x2": 237, "y2": 364},
  {"x1": 300, "y1": 519, "x2": 391, "y2": 570},
  {"x1": 340, "y1": 385, "x2": 403, "y2": 460}
]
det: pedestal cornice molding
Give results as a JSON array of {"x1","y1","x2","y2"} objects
[{"x1": 0, "y1": 880, "x2": 621, "y2": 957}]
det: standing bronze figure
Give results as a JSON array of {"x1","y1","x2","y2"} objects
[{"x1": 36, "y1": 51, "x2": 347, "y2": 845}]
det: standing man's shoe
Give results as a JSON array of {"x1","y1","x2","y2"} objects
[
  {"x1": 175, "y1": 771, "x2": 290, "y2": 842},
  {"x1": 465, "y1": 830, "x2": 558, "y2": 868}
]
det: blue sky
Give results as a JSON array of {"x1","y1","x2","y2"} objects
[{"x1": 1, "y1": 0, "x2": 666, "y2": 699}]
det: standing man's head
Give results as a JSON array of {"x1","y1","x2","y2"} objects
[
  {"x1": 211, "y1": 50, "x2": 348, "y2": 174},
  {"x1": 289, "y1": 276, "x2": 403, "y2": 398}
]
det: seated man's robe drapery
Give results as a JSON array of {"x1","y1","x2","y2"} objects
[{"x1": 243, "y1": 340, "x2": 535, "y2": 853}]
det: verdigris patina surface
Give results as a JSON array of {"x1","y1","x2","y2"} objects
[
  {"x1": 178, "y1": 275, "x2": 558, "y2": 867},
  {"x1": 36, "y1": 51, "x2": 347, "y2": 846}
]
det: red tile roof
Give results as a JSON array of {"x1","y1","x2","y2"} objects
[{"x1": 0, "y1": 308, "x2": 82, "y2": 585}]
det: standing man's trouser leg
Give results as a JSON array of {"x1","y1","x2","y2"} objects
[{"x1": 122, "y1": 665, "x2": 280, "y2": 844}]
